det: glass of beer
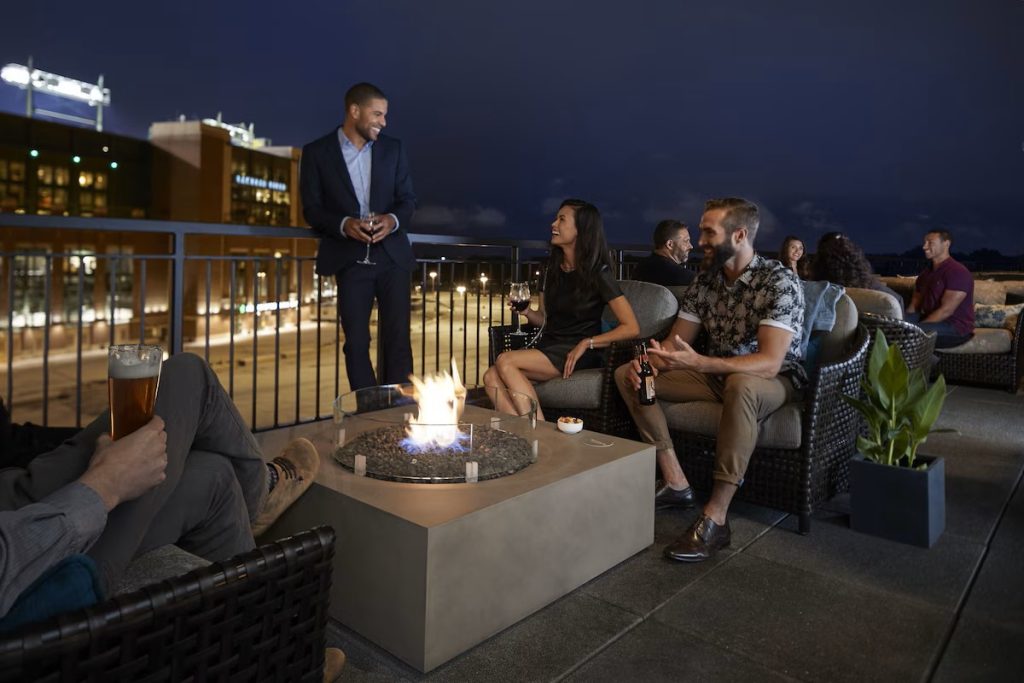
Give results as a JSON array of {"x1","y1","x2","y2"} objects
[{"x1": 108, "y1": 344, "x2": 162, "y2": 440}]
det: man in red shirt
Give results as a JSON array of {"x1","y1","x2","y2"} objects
[{"x1": 907, "y1": 230, "x2": 974, "y2": 348}]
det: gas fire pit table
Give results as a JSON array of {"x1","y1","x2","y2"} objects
[{"x1": 265, "y1": 384, "x2": 654, "y2": 673}]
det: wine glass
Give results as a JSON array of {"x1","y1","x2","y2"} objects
[
  {"x1": 509, "y1": 282, "x2": 531, "y2": 336},
  {"x1": 357, "y1": 211, "x2": 378, "y2": 265}
]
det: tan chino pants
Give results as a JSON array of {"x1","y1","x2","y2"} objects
[{"x1": 614, "y1": 364, "x2": 797, "y2": 485}]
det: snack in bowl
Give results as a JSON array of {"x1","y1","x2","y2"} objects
[{"x1": 556, "y1": 416, "x2": 584, "y2": 434}]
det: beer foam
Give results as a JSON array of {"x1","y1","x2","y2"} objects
[{"x1": 109, "y1": 357, "x2": 161, "y2": 379}]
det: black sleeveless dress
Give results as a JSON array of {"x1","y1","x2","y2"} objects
[{"x1": 536, "y1": 266, "x2": 622, "y2": 372}]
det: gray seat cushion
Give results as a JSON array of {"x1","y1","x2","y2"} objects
[
  {"x1": 817, "y1": 294, "x2": 859, "y2": 366},
  {"x1": 114, "y1": 545, "x2": 211, "y2": 595},
  {"x1": 847, "y1": 287, "x2": 903, "y2": 319},
  {"x1": 937, "y1": 328, "x2": 1012, "y2": 355},
  {"x1": 534, "y1": 369, "x2": 603, "y2": 409},
  {"x1": 663, "y1": 400, "x2": 804, "y2": 450},
  {"x1": 602, "y1": 280, "x2": 678, "y2": 338}
]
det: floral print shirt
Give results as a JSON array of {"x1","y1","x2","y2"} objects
[{"x1": 678, "y1": 255, "x2": 807, "y2": 387}]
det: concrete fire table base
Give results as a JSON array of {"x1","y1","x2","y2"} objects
[{"x1": 260, "y1": 405, "x2": 655, "y2": 672}]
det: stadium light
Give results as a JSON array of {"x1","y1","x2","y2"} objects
[
  {"x1": 1, "y1": 57, "x2": 110, "y2": 131},
  {"x1": 1, "y1": 63, "x2": 110, "y2": 106}
]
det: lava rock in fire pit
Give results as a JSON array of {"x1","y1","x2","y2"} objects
[{"x1": 333, "y1": 424, "x2": 534, "y2": 483}]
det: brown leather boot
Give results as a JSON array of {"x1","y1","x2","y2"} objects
[
  {"x1": 323, "y1": 647, "x2": 346, "y2": 682},
  {"x1": 252, "y1": 438, "x2": 319, "y2": 537}
]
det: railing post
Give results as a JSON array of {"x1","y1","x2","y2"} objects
[
  {"x1": 616, "y1": 249, "x2": 625, "y2": 280},
  {"x1": 171, "y1": 227, "x2": 185, "y2": 355},
  {"x1": 511, "y1": 246, "x2": 520, "y2": 283}
]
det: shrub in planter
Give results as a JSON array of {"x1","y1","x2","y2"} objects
[{"x1": 844, "y1": 330, "x2": 950, "y2": 547}]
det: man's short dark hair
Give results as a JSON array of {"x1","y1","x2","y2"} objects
[
  {"x1": 652, "y1": 220, "x2": 687, "y2": 249},
  {"x1": 704, "y1": 197, "x2": 760, "y2": 242},
  {"x1": 345, "y1": 82, "x2": 387, "y2": 110},
  {"x1": 927, "y1": 229, "x2": 953, "y2": 246}
]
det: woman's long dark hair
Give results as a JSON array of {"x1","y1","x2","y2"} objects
[
  {"x1": 810, "y1": 232, "x2": 879, "y2": 288},
  {"x1": 546, "y1": 198, "x2": 614, "y2": 296}
]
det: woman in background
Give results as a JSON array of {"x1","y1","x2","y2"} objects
[
  {"x1": 810, "y1": 231, "x2": 904, "y2": 315},
  {"x1": 483, "y1": 199, "x2": 639, "y2": 422},
  {"x1": 779, "y1": 235, "x2": 808, "y2": 278}
]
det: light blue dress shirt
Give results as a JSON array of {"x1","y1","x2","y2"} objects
[
  {"x1": 337, "y1": 129, "x2": 399, "y2": 237},
  {"x1": 338, "y1": 128, "x2": 373, "y2": 218}
]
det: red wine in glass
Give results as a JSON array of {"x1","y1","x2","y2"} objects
[
  {"x1": 509, "y1": 282, "x2": 530, "y2": 336},
  {"x1": 357, "y1": 212, "x2": 378, "y2": 265}
]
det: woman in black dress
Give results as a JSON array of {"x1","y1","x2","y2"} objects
[{"x1": 483, "y1": 199, "x2": 640, "y2": 422}]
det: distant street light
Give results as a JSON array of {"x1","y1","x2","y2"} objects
[
  {"x1": 429, "y1": 271, "x2": 437, "y2": 293},
  {"x1": 456, "y1": 285, "x2": 466, "y2": 297}
]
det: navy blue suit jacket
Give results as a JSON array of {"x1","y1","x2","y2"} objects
[{"x1": 300, "y1": 129, "x2": 417, "y2": 275}]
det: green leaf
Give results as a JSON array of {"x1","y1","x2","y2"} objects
[
  {"x1": 856, "y1": 435, "x2": 884, "y2": 463},
  {"x1": 915, "y1": 376, "x2": 947, "y2": 433},
  {"x1": 867, "y1": 329, "x2": 888, "y2": 384}
]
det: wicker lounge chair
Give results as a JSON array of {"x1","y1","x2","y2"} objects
[
  {"x1": 0, "y1": 526, "x2": 335, "y2": 683},
  {"x1": 487, "y1": 280, "x2": 678, "y2": 435},
  {"x1": 665, "y1": 295, "x2": 869, "y2": 534}
]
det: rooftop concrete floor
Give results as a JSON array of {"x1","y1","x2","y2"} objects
[{"x1": 262, "y1": 383, "x2": 1024, "y2": 682}]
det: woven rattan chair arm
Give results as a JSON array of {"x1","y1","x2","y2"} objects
[
  {"x1": 0, "y1": 526, "x2": 336, "y2": 680},
  {"x1": 803, "y1": 325, "x2": 870, "y2": 453}
]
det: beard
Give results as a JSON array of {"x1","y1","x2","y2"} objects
[
  {"x1": 354, "y1": 118, "x2": 378, "y2": 141},
  {"x1": 700, "y1": 241, "x2": 736, "y2": 273}
]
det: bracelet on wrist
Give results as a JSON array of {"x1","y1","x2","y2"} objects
[{"x1": 588, "y1": 337, "x2": 594, "y2": 350}]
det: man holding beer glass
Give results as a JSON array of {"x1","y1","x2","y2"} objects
[{"x1": 0, "y1": 350, "x2": 344, "y2": 674}]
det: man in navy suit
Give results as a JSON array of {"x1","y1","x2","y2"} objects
[{"x1": 300, "y1": 82, "x2": 418, "y2": 390}]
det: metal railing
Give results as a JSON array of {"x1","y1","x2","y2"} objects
[{"x1": 1, "y1": 214, "x2": 645, "y2": 431}]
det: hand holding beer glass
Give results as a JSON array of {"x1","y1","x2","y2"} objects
[{"x1": 108, "y1": 344, "x2": 162, "y2": 440}]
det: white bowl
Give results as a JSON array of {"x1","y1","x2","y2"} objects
[{"x1": 557, "y1": 419, "x2": 584, "y2": 434}]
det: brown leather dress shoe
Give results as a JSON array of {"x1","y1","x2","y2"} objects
[
  {"x1": 664, "y1": 514, "x2": 731, "y2": 562},
  {"x1": 654, "y1": 484, "x2": 697, "y2": 510}
]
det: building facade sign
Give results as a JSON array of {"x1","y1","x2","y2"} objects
[{"x1": 233, "y1": 173, "x2": 286, "y2": 192}]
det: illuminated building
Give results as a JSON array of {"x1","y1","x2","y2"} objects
[{"x1": 0, "y1": 111, "x2": 318, "y2": 357}]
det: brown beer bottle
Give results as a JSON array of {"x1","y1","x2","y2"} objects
[{"x1": 637, "y1": 341, "x2": 656, "y2": 406}]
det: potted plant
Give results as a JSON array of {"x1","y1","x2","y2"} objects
[{"x1": 844, "y1": 330, "x2": 950, "y2": 547}]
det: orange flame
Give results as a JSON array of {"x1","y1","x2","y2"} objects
[{"x1": 404, "y1": 359, "x2": 467, "y2": 449}]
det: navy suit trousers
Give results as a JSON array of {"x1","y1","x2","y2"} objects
[{"x1": 336, "y1": 248, "x2": 413, "y2": 390}]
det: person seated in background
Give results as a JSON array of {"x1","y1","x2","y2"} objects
[
  {"x1": 778, "y1": 235, "x2": 808, "y2": 278},
  {"x1": 633, "y1": 219, "x2": 696, "y2": 286},
  {"x1": 615, "y1": 197, "x2": 804, "y2": 563},
  {"x1": 483, "y1": 199, "x2": 640, "y2": 423},
  {"x1": 907, "y1": 229, "x2": 974, "y2": 348},
  {"x1": 0, "y1": 353, "x2": 344, "y2": 679},
  {"x1": 810, "y1": 232, "x2": 904, "y2": 315}
]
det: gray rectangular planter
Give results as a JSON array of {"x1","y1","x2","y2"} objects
[{"x1": 850, "y1": 453, "x2": 945, "y2": 548}]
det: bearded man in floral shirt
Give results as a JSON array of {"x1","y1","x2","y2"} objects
[{"x1": 615, "y1": 197, "x2": 804, "y2": 562}]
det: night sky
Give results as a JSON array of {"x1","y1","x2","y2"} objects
[{"x1": 3, "y1": 1, "x2": 1022, "y2": 255}]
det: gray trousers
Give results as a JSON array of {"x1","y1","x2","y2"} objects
[{"x1": 0, "y1": 353, "x2": 267, "y2": 592}]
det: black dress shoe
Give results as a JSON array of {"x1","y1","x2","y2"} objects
[
  {"x1": 654, "y1": 484, "x2": 696, "y2": 510},
  {"x1": 664, "y1": 514, "x2": 731, "y2": 562}
]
